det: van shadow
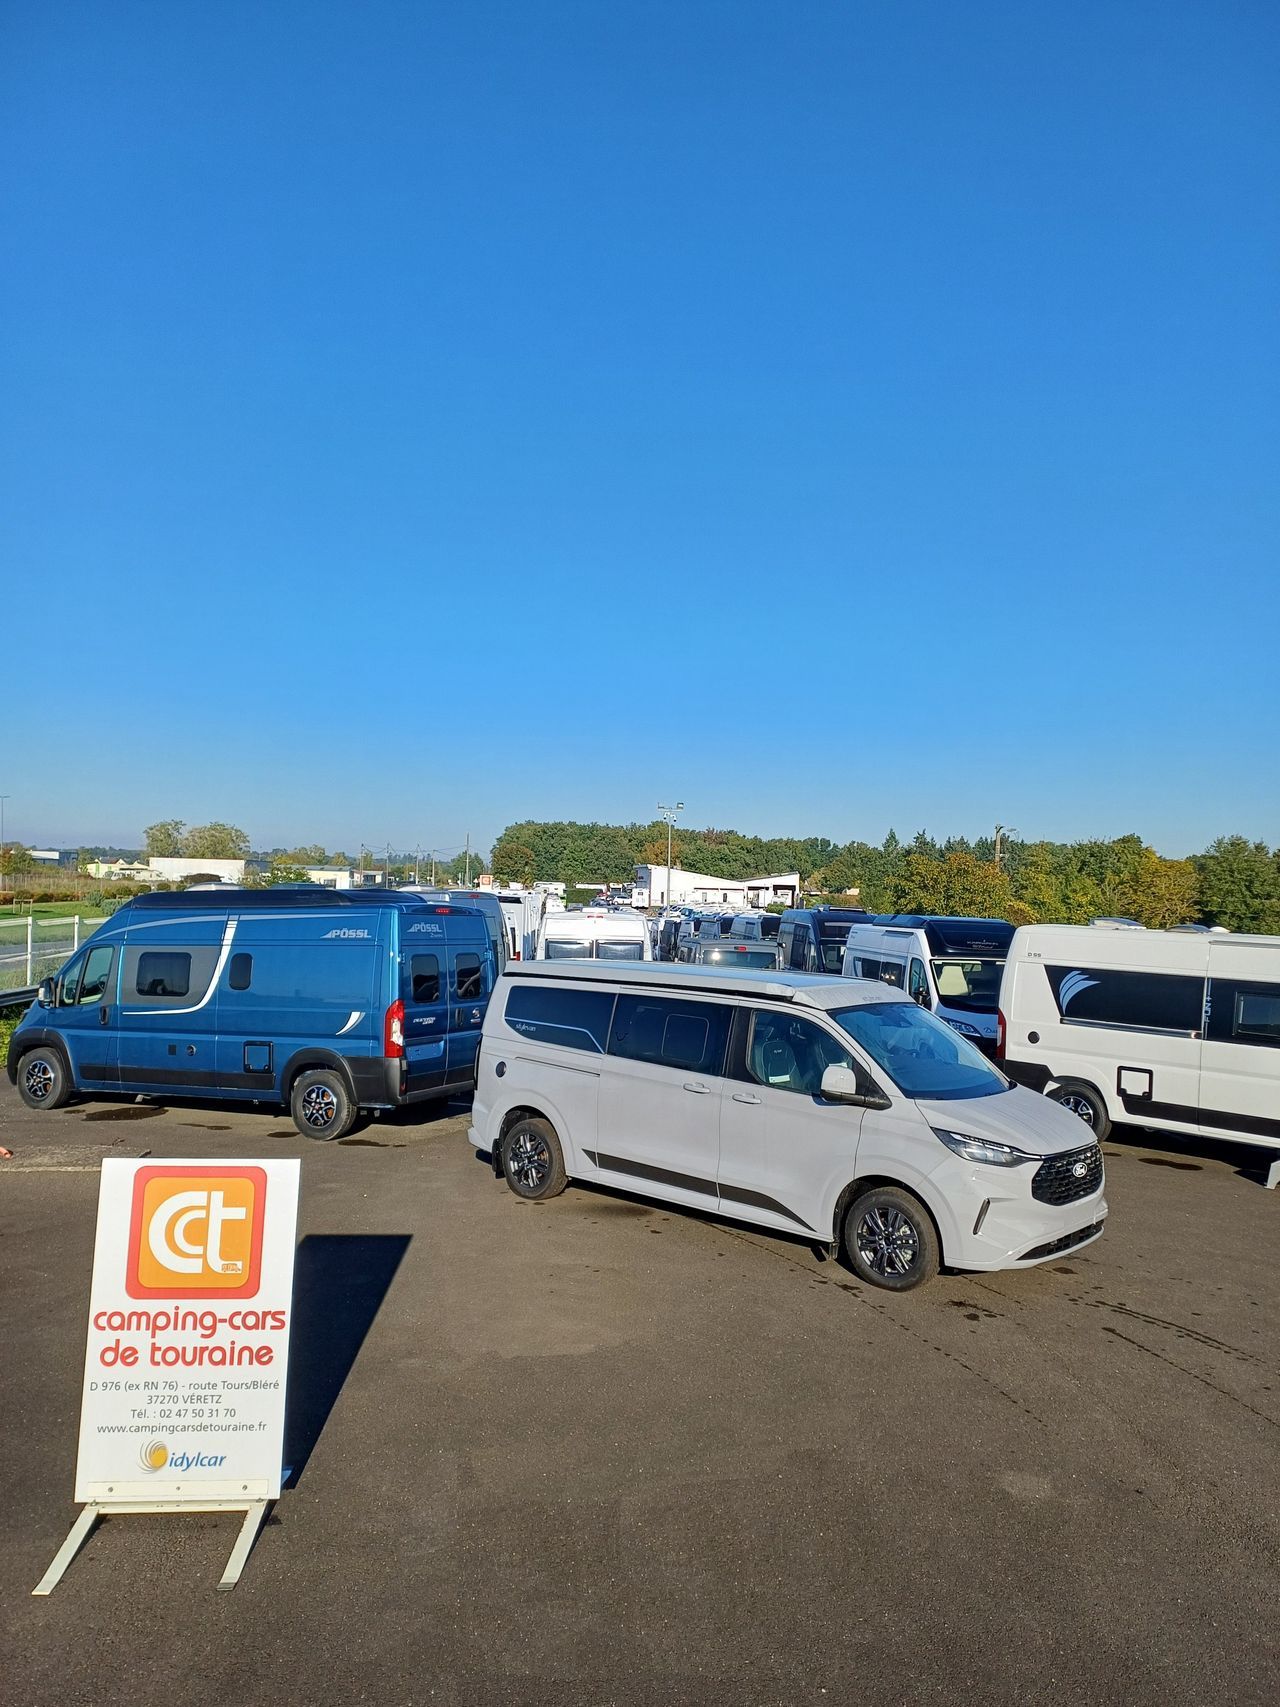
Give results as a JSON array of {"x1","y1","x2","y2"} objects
[
  {"x1": 283, "y1": 1233, "x2": 411, "y2": 1487},
  {"x1": 1108, "y1": 1121, "x2": 1275, "y2": 1186}
]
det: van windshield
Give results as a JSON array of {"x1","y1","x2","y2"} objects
[
  {"x1": 931, "y1": 958, "x2": 1004, "y2": 1013},
  {"x1": 831, "y1": 1002, "x2": 1009, "y2": 1101}
]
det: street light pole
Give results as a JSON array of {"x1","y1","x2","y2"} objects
[
  {"x1": 0, "y1": 796, "x2": 9, "y2": 899},
  {"x1": 994, "y1": 824, "x2": 1019, "y2": 869},
  {"x1": 658, "y1": 801, "x2": 684, "y2": 908}
]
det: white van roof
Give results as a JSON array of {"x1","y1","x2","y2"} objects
[{"x1": 504, "y1": 960, "x2": 911, "y2": 1011}]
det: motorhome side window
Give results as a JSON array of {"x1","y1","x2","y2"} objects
[
  {"x1": 1206, "y1": 981, "x2": 1280, "y2": 1049},
  {"x1": 608, "y1": 994, "x2": 731, "y2": 1075},
  {"x1": 455, "y1": 953, "x2": 484, "y2": 1001},
  {"x1": 747, "y1": 1011, "x2": 852, "y2": 1096},
  {"x1": 124, "y1": 946, "x2": 220, "y2": 1006},
  {"x1": 411, "y1": 954, "x2": 440, "y2": 1003},
  {"x1": 135, "y1": 951, "x2": 191, "y2": 998},
  {"x1": 1047, "y1": 965, "x2": 1204, "y2": 1033},
  {"x1": 228, "y1": 953, "x2": 253, "y2": 991},
  {"x1": 504, "y1": 983, "x2": 614, "y2": 1053}
]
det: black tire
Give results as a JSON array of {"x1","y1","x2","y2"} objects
[
  {"x1": 501, "y1": 1116, "x2": 568, "y2": 1201},
  {"x1": 290, "y1": 1068, "x2": 357, "y2": 1140},
  {"x1": 16, "y1": 1045, "x2": 73, "y2": 1110},
  {"x1": 843, "y1": 1186, "x2": 940, "y2": 1291},
  {"x1": 1047, "y1": 1080, "x2": 1111, "y2": 1143}
]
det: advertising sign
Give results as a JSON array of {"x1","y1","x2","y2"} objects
[{"x1": 74, "y1": 1158, "x2": 300, "y2": 1504}]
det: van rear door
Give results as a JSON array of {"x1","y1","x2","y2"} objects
[
  {"x1": 445, "y1": 927, "x2": 492, "y2": 1087},
  {"x1": 401, "y1": 914, "x2": 449, "y2": 1095}
]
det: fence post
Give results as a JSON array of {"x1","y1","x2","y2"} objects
[
  {"x1": 26, "y1": 915, "x2": 35, "y2": 984},
  {"x1": 73, "y1": 916, "x2": 81, "y2": 951}
]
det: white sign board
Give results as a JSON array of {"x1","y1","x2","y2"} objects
[{"x1": 75, "y1": 1158, "x2": 300, "y2": 1504}]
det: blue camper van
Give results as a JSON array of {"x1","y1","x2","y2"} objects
[{"x1": 5, "y1": 887, "x2": 497, "y2": 1138}]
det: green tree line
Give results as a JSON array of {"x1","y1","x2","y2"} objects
[{"x1": 489, "y1": 821, "x2": 1280, "y2": 934}]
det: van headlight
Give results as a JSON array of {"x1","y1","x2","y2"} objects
[{"x1": 932, "y1": 1128, "x2": 1036, "y2": 1167}]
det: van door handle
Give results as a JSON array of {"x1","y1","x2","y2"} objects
[
  {"x1": 732, "y1": 1092, "x2": 762, "y2": 1105},
  {"x1": 683, "y1": 1082, "x2": 711, "y2": 1095},
  {"x1": 99, "y1": 1005, "x2": 110, "y2": 1026}
]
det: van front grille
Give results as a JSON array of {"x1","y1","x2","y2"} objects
[{"x1": 1031, "y1": 1145, "x2": 1103, "y2": 1206}]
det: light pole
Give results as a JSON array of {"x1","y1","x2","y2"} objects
[
  {"x1": 658, "y1": 802, "x2": 684, "y2": 908},
  {"x1": 0, "y1": 795, "x2": 9, "y2": 900},
  {"x1": 994, "y1": 824, "x2": 1019, "y2": 869}
]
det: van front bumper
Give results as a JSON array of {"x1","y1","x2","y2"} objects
[{"x1": 945, "y1": 1185, "x2": 1108, "y2": 1271}]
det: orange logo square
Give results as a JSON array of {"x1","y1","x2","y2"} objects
[{"x1": 126, "y1": 1166, "x2": 267, "y2": 1299}]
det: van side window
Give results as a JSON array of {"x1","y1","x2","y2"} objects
[
  {"x1": 608, "y1": 994, "x2": 731, "y2": 1075},
  {"x1": 123, "y1": 945, "x2": 220, "y2": 1007},
  {"x1": 505, "y1": 983, "x2": 614, "y2": 1053},
  {"x1": 62, "y1": 945, "x2": 114, "y2": 1006},
  {"x1": 747, "y1": 1011, "x2": 853, "y2": 1096},
  {"x1": 855, "y1": 954, "x2": 881, "y2": 982},
  {"x1": 410, "y1": 954, "x2": 440, "y2": 1003},
  {"x1": 134, "y1": 951, "x2": 191, "y2": 999},
  {"x1": 789, "y1": 928, "x2": 809, "y2": 971},
  {"x1": 908, "y1": 958, "x2": 929, "y2": 1005},
  {"x1": 228, "y1": 953, "x2": 253, "y2": 991},
  {"x1": 878, "y1": 959, "x2": 906, "y2": 990},
  {"x1": 1206, "y1": 980, "x2": 1280, "y2": 1049},
  {"x1": 454, "y1": 952, "x2": 485, "y2": 1001},
  {"x1": 1048, "y1": 966, "x2": 1204, "y2": 1033}
]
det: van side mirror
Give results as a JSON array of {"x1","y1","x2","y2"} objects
[
  {"x1": 37, "y1": 979, "x2": 54, "y2": 1008},
  {"x1": 821, "y1": 1064, "x2": 891, "y2": 1109}
]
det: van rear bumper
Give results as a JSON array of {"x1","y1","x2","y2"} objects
[{"x1": 348, "y1": 1056, "x2": 405, "y2": 1108}]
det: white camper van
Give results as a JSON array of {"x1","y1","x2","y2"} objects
[
  {"x1": 536, "y1": 907, "x2": 653, "y2": 962},
  {"x1": 497, "y1": 888, "x2": 547, "y2": 963},
  {"x1": 842, "y1": 917, "x2": 1014, "y2": 1056},
  {"x1": 471, "y1": 962, "x2": 1106, "y2": 1290},
  {"x1": 999, "y1": 923, "x2": 1280, "y2": 1152}
]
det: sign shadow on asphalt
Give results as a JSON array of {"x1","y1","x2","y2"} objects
[{"x1": 282, "y1": 1234, "x2": 411, "y2": 1488}]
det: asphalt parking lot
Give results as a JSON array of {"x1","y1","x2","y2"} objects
[{"x1": 2, "y1": 1082, "x2": 1278, "y2": 1707}]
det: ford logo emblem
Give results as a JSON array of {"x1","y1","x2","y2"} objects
[{"x1": 1071, "y1": 1160, "x2": 1088, "y2": 1178}]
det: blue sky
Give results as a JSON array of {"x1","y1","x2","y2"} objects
[{"x1": 3, "y1": 1, "x2": 1277, "y2": 859}]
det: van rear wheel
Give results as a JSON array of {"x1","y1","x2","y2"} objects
[
  {"x1": 1047, "y1": 1080, "x2": 1110, "y2": 1142},
  {"x1": 17, "y1": 1046, "x2": 72, "y2": 1110},
  {"x1": 843, "y1": 1186, "x2": 939, "y2": 1291},
  {"x1": 501, "y1": 1117, "x2": 567, "y2": 1201},
  {"x1": 291, "y1": 1069, "x2": 357, "y2": 1140}
]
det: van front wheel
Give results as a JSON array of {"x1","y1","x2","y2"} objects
[
  {"x1": 843, "y1": 1186, "x2": 940, "y2": 1291},
  {"x1": 502, "y1": 1117, "x2": 567, "y2": 1201},
  {"x1": 291, "y1": 1069, "x2": 357, "y2": 1140},
  {"x1": 17, "y1": 1046, "x2": 72, "y2": 1110}
]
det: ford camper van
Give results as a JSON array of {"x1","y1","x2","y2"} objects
[
  {"x1": 471, "y1": 962, "x2": 1106, "y2": 1290},
  {"x1": 842, "y1": 917, "x2": 1014, "y2": 1055},
  {"x1": 7, "y1": 887, "x2": 497, "y2": 1138}
]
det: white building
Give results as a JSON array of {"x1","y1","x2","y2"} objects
[
  {"x1": 147, "y1": 856, "x2": 247, "y2": 885},
  {"x1": 85, "y1": 859, "x2": 154, "y2": 882},
  {"x1": 633, "y1": 865, "x2": 800, "y2": 910},
  {"x1": 303, "y1": 866, "x2": 353, "y2": 889}
]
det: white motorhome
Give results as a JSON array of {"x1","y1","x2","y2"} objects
[
  {"x1": 536, "y1": 907, "x2": 652, "y2": 962},
  {"x1": 470, "y1": 962, "x2": 1106, "y2": 1290},
  {"x1": 842, "y1": 917, "x2": 1015, "y2": 1056},
  {"x1": 497, "y1": 888, "x2": 547, "y2": 963},
  {"x1": 999, "y1": 923, "x2": 1280, "y2": 1153}
]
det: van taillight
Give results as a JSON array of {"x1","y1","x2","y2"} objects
[
  {"x1": 384, "y1": 999, "x2": 405, "y2": 1059},
  {"x1": 996, "y1": 1008, "x2": 1006, "y2": 1059}
]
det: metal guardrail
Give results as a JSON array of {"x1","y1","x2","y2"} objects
[{"x1": 0, "y1": 984, "x2": 36, "y2": 1010}]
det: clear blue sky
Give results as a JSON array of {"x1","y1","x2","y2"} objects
[{"x1": 3, "y1": 1, "x2": 1277, "y2": 859}]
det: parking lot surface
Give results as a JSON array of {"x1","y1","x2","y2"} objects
[{"x1": 2, "y1": 1082, "x2": 1277, "y2": 1707}]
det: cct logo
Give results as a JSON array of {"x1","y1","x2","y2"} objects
[{"x1": 126, "y1": 1166, "x2": 267, "y2": 1300}]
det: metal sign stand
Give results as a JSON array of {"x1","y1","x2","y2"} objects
[{"x1": 33, "y1": 1499, "x2": 269, "y2": 1596}]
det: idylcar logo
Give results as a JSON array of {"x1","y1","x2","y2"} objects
[{"x1": 140, "y1": 1440, "x2": 168, "y2": 1472}]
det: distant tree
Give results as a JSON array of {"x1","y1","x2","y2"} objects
[
  {"x1": 281, "y1": 844, "x2": 328, "y2": 867},
  {"x1": 144, "y1": 820, "x2": 186, "y2": 856},
  {"x1": 492, "y1": 835, "x2": 537, "y2": 886},
  {"x1": 182, "y1": 823, "x2": 251, "y2": 860},
  {"x1": 267, "y1": 863, "x2": 310, "y2": 885},
  {"x1": 1196, "y1": 837, "x2": 1280, "y2": 933}
]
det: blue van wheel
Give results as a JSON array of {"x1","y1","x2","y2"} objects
[
  {"x1": 17, "y1": 1046, "x2": 73, "y2": 1111},
  {"x1": 289, "y1": 1068, "x2": 357, "y2": 1141}
]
